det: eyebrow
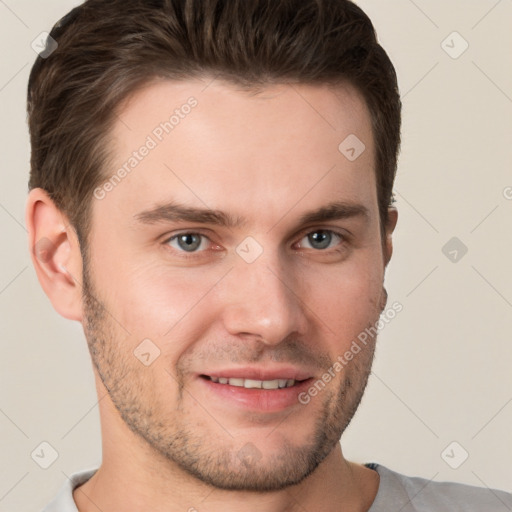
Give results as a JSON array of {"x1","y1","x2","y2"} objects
[{"x1": 134, "y1": 200, "x2": 370, "y2": 230}]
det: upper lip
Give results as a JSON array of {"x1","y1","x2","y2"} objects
[{"x1": 199, "y1": 366, "x2": 314, "y2": 381}]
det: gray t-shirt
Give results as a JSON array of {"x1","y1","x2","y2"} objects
[{"x1": 41, "y1": 462, "x2": 512, "y2": 511}]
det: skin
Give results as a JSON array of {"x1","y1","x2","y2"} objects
[{"x1": 27, "y1": 77, "x2": 398, "y2": 511}]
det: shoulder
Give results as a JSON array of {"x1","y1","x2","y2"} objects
[
  {"x1": 366, "y1": 462, "x2": 512, "y2": 512},
  {"x1": 40, "y1": 468, "x2": 98, "y2": 512}
]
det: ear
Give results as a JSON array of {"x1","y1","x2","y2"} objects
[
  {"x1": 25, "y1": 188, "x2": 84, "y2": 321},
  {"x1": 382, "y1": 206, "x2": 398, "y2": 268}
]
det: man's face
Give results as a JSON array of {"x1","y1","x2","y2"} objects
[{"x1": 82, "y1": 78, "x2": 392, "y2": 491}]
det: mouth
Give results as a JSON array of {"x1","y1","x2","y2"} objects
[{"x1": 197, "y1": 371, "x2": 315, "y2": 413}]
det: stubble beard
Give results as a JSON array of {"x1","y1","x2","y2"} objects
[{"x1": 81, "y1": 260, "x2": 377, "y2": 492}]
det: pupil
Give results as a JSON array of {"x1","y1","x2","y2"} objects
[
  {"x1": 309, "y1": 230, "x2": 331, "y2": 250},
  {"x1": 178, "y1": 234, "x2": 201, "y2": 252}
]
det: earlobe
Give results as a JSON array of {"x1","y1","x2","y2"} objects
[{"x1": 26, "y1": 188, "x2": 83, "y2": 321}]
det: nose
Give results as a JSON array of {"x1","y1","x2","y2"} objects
[{"x1": 218, "y1": 250, "x2": 307, "y2": 346}]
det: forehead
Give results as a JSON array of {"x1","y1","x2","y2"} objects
[{"x1": 97, "y1": 78, "x2": 377, "y2": 231}]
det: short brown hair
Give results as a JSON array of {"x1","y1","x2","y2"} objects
[{"x1": 27, "y1": 0, "x2": 401, "y2": 248}]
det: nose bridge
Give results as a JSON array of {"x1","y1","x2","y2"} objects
[{"x1": 219, "y1": 246, "x2": 305, "y2": 344}]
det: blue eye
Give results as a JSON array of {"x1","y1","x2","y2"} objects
[
  {"x1": 163, "y1": 228, "x2": 346, "y2": 260},
  {"x1": 166, "y1": 232, "x2": 207, "y2": 253},
  {"x1": 298, "y1": 230, "x2": 344, "y2": 250}
]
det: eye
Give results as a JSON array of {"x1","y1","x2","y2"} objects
[
  {"x1": 162, "y1": 228, "x2": 346, "y2": 259},
  {"x1": 297, "y1": 229, "x2": 345, "y2": 251},
  {"x1": 165, "y1": 232, "x2": 209, "y2": 253}
]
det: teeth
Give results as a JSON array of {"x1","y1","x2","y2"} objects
[
  {"x1": 262, "y1": 380, "x2": 279, "y2": 389},
  {"x1": 208, "y1": 376, "x2": 296, "y2": 389},
  {"x1": 244, "y1": 379, "x2": 262, "y2": 388}
]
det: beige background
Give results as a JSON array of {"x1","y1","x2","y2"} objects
[{"x1": 1, "y1": 0, "x2": 511, "y2": 510}]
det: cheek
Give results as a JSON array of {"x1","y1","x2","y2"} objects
[
  {"x1": 101, "y1": 261, "x2": 225, "y2": 343},
  {"x1": 300, "y1": 259, "x2": 383, "y2": 339}
]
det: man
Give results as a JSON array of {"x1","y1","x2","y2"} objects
[{"x1": 26, "y1": 0, "x2": 511, "y2": 511}]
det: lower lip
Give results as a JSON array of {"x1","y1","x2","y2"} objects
[{"x1": 199, "y1": 377, "x2": 314, "y2": 413}]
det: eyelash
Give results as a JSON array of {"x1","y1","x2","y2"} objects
[{"x1": 162, "y1": 229, "x2": 348, "y2": 260}]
